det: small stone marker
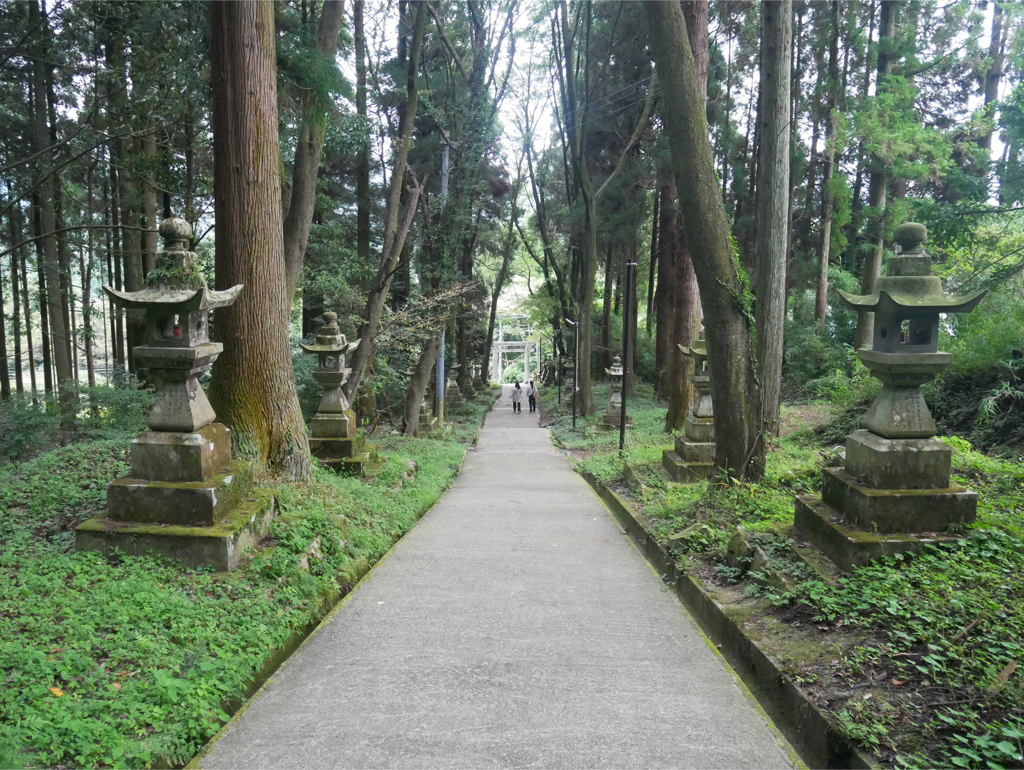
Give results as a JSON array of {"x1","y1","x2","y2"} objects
[
  {"x1": 663, "y1": 330, "x2": 715, "y2": 481},
  {"x1": 794, "y1": 222, "x2": 987, "y2": 570},
  {"x1": 76, "y1": 215, "x2": 276, "y2": 572}
]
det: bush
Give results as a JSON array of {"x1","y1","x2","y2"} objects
[{"x1": 501, "y1": 360, "x2": 524, "y2": 383}]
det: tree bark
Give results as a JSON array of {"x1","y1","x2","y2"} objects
[
  {"x1": 0, "y1": 247, "x2": 10, "y2": 399},
  {"x1": 645, "y1": 0, "x2": 764, "y2": 480},
  {"x1": 654, "y1": 172, "x2": 675, "y2": 398},
  {"x1": 645, "y1": 192, "x2": 658, "y2": 336},
  {"x1": 600, "y1": 240, "x2": 614, "y2": 373},
  {"x1": 343, "y1": 0, "x2": 427, "y2": 404},
  {"x1": 20, "y1": 217, "x2": 37, "y2": 394},
  {"x1": 854, "y1": 0, "x2": 896, "y2": 350},
  {"x1": 8, "y1": 209, "x2": 24, "y2": 393},
  {"x1": 664, "y1": 0, "x2": 707, "y2": 433},
  {"x1": 30, "y1": 0, "x2": 73, "y2": 425},
  {"x1": 815, "y1": 0, "x2": 841, "y2": 326},
  {"x1": 753, "y1": 0, "x2": 792, "y2": 439},
  {"x1": 355, "y1": 0, "x2": 371, "y2": 269},
  {"x1": 207, "y1": 0, "x2": 311, "y2": 481},
  {"x1": 282, "y1": 0, "x2": 345, "y2": 303},
  {"x1": 980, "y1": 0, "x2": 1004, "y2": 151},
  {"x1": 402, "y1": 333, "x2": 441, "y2": 437}
]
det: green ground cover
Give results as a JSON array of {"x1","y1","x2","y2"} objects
[
  {"x1": 542, "y1": 384, "x2": 1024, "y2": 770},
  {"x1": 0, "y1": 389, "x2": 496, "y2": 769}
]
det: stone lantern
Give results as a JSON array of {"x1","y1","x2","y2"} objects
[
  {"x1": 663, "y1": 331, "x2": 716, "y2": 482},
  {"x1": 76, "y1": 215, "x2": 276, "y2": 571},
  {"x1": 446, "y1": 363, "x2": 465, "y2": 408},
  {"x1": 301, "y1": 312, "x2": 367, "y2": 472},
  {"x1": 471, "y1": 361, "x2": 484, "y2": 392},
  {"x1": 599, "y1": 355, "x2": 632, "y2": 429},
  {"x1": 795, "y1": 223, "x2": 987, "y2": 570}
]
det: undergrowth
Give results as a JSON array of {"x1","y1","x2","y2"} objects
[{"x1": 0, "y1": 389, "x2": 493, "y2": 769}]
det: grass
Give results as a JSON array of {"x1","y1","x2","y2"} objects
[
  {"x1": 542, "y1": 383, "x2": 1024, "y2": 770},
  {"x1": 0, "y1": 387, "x2": 497, "y2": 769}
]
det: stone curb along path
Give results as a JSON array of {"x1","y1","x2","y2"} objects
[
  {"x1": 578, "y1": 470, "x2": 875, "y2": 770},
  {"x1": 191, "y1": 386, "x2": 797, "y2": 769}
]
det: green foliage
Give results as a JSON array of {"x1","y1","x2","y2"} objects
[
  {"x1": 0, "y1": 385, "x2": 154, "y2": 464},
  {"x1": 0, "y1": 401, "x2": 486, "y2": 768},
  {"x1": 501, "y1": 360, "x2": 524, "y2": 383}
]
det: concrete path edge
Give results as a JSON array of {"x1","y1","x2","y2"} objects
[
  {"x1": 184, "y1": 395, "x2": 498, "y2": 770},
  {"x1": 577, "y1": 468, "x2": 878, "y2": 770}
]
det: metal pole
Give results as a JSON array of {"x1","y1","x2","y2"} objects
[
  {"x1": 619, "y1": 260, "x2": 636, "y2": 453},
  {"x1": 557, "y1": 332, "x2": 562, "y2": 405}
]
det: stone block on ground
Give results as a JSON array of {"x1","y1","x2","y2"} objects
[
  {"x1": 794, "y1": 495, "x2": 960, "y2": 572},
  {"x1": 310, "y1": 409, "x2": 357, "y2": 439},
  {"x1": 309, "y1": 432, "x2": 365, "y2": 463},
  {"x1": 76, "y1": 488, "x2": 278, "y2": 572},
  {"x1": 106, "y1": 459, "x2": 253, "y2": 527},
  {"x1": 821, "y1": 467, "x2": 977, "y2": 533},
  {"x1": 676, "y1": 434, "x2": 715, "y2": 464},
  {"x1": 130, "y1": 423, "x2": 232, "y2": 483},
  {"x1": 663, "y1": 450, "x2": 714, "y2": 483},
  {"x1": 683, "y1": 414, "x2": 715, "y2": 443},
  {"x1": 845, "y1": 429, "x2": 951, "y2": 490}
]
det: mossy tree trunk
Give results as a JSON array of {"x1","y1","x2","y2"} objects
[
  {"x1": 645, "y1": 0, "x2": 764, "y2": 480},
  {"x1": 208, "y1": 0, "x2": 311, "y2": 482}
]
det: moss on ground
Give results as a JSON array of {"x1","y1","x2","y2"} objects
[{"x1": 0, "y1": 389, "x2": 494, "y2": 769}]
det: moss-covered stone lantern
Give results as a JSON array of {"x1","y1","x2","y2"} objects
[
  {"x1": 663, "y1": 331, "x2": 716, "y2": 482},
  {"x1": 445, "y1": 363, "x2": 465, "y2": 409},
  {"x1": 599, "y1": 355, "x2": 632, "y2": 429},
  {"x1": 76, "y1": 215, "x2": 276, "y2": 572},
  {"x1": 795, "y1": 223, "x2": 987, "y2": 570},
  {"x1": 301, "y1": 312, "x2": 367, "y2": 472}
]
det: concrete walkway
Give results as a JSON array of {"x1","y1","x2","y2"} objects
[{"x1": 197, "y1": 387, "x2": 793, "y2": 769}]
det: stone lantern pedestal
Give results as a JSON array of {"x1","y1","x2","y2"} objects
[
  {"x1": 445, "y1": 364, "x2": 465, "y2": 409},
  {"x1": 302, "y1": 312, "x2": 371, "y2": 474},
  {"x1": 75, "y1": 216, "x2": 275, "y2": 572},
  {"x1": 598, "y1": 355, "x2": 632, "y2": 429},
  {"x1": 795, "y1": 223, "x2": 986, "y2": 571},
  {"x1": 664, "y1": 332, "x2": 716, "y2": 482}
]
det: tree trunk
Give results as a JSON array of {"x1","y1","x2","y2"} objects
[
  {"x1": 646, "y1": 0, "x2": 764, "y2": 480},
  {"x1": 645, "y1": 192, "x2": 659, "y2": 336},
  {"x1": 344, "y1": 0, "x2": 427, "y2": 404},
  {"x1": 815, "y1": 0, "x2": 841, "y2": 326},
  {"x1": 207, "y1": 0, "x2": 311, "y2": 481},
  {"x1": 654, "y1": 172, "x2": 675, "y2": 397},
  {"x1": 753, "y1": 0, "x2": 792, "y2": 440},
  {"x1": 0, "y1": 250, "x2": 10, "y2": 399},
  {"x1": 980, "y1": 0, "x2": 1004, "y2": 151},
  {"x1": 600, "y1": 240, "x2": 614, "y2": 373},
  {"x1": 664, "y1": 0, "x2": 708, "y2": 434},
  {"x1": 9, "y1": 209, "x2": 24, "y2": 394},
  {"x1": 403, "y1": 333, "x2": 442, "y2": 437},
  {"x1": 20, "y1": 227, "x2": 37, "y2": 394},
  {"x1": 30, "y1": 0, "x2": 73, "y2": 425},
  {"x1": 282, "y1": 0, "x2": 345, "y2": 303},
  {"x1": 355, "y1": 0, "x2": 371, "y2": 271},
  {"x1": 854, "y1": 0, "x2": 897, "y2": 350}
]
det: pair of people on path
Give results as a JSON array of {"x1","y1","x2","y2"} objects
[{"x1": 510, "y1": 381, "x2": 539, "y2": 414}]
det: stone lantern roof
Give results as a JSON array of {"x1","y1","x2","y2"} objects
[
  {"x1": 837, "y1": 222, "x2": 985, "y2": 320},
  {"x1": 300, "y1": 312, "x2": 352, "y2": 355},
  {"x1": 606, "y1": 355, "x2": 624, "y2": 378}
]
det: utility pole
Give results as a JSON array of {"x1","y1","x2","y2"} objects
[{"x1": 434, "y1": 141, "x2": 450, "y2": 423}]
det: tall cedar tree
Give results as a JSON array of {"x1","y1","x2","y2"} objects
[
  {"x1": 753, "y1": 0, "x2": 792, "y2": 439},
  {"x1": 207, "y1": 0, "x2": 311, "y2": 481},
  {"x1": 645, "y1": 0, "x2": 764, "y2": 480}
]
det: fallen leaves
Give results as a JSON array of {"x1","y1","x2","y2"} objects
[{"x1": 48, "y1": 687, "x2": 63, "y2": 697}]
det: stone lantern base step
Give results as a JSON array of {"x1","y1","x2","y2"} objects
[
  {"x1": 662, "y1": 450, "x2": 714, "y2": 483},
  {"x1": 106, "y1": 460, "x2": 254, "y2": 527},
  {"x1": 319, "y1": 444, "x2": 379, "y2": 477},
  {"x1": 75, "y1": 488, "x2": 278, "y2": 572},
  {"x1": 310, "y1": 432, "x2": 365, "y2": 462},
  {"x1": 675, "y1": 434, "x2": 715, "y2": 464},
  {"x1": 822, "y1": 467, "x2": 977, "y2": 534},
  {"x1": 598, "y1": 411, "x2": 632, "y2": 430},
  {"x1": 418, "y1": 415, "x2": 439, "y2": 432},
  {"x1": 794, "y1": 495, "x2": 960, "y2": 572}
]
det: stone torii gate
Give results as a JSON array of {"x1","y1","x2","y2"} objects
[{"x1": 491, "y1": 340, "x2": 537, "y2": 384}]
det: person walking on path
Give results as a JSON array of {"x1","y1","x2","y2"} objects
[
  {"x1": 510, "y1": 382, "x2": 523, "y2": 413},
  {"x1": 527, "y1": 380, "x2": 539, "y2": 413}
]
